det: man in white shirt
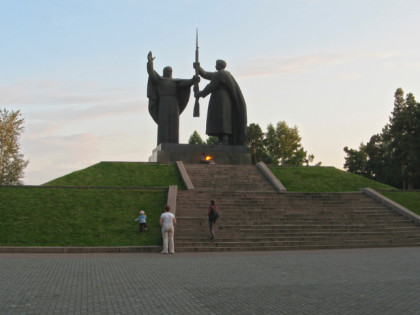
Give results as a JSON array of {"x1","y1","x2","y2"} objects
[{"x1": 159, "y1": 205, "x2": 177, "y2": 254}]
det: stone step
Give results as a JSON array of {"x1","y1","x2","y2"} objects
[
  {"x1": 177, "y1": 226, "x2": 420, "y2": 232},
  {"x1": 177, "y1": 194, "x2": 382, "y2": 199},
  {"x1": 177, "y1": 198, "x2": 386, "y2": 204},
  {"x1": 178, "y1": 190, "x2": 370, "y2": 196},
  {"x1": 174, "y1": 244, "x2": 420, "y2": 252},
  {"x1": 175, "y1": 163, "x2": 420, "y2": 252},
  {"x1": 176, "y1": 225, "x2": 420, "y2": 234},
  {"x1": 177, "y1": 204, "x2": 391, "y2": 210},
  {"x1": 176, "y1": 212, "x2": 410, "y2": 218},
  {"x1": 177, "y1": 211, "x2": 403, "y2": 216},
  {"x1": 177, "y1": 212, "x2": 406, "y2": 217},
  {"x1": 176, "y1": 220, "x2": 414, "y2": 227},
  {"x1": 175, "y1": 237, "x2": 420, "y2": 247},
  {"x1": 174, "y1": 241, "x2": 420, "y2": 252},
  {"x1": 176, "y1": 225, "x2": 420, "y2": 233},
  {"x1": 184, "y1": 164, "x2": 277, "y2": 192},
  {"x1": 176, "y1": 233, "x2": 420, "y2": 241},
  {"x1": 177, "y1": 202, "x2": 385, "y2": 207}
]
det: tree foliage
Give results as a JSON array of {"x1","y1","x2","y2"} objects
[
  {"x1": 205, "y1": 136, "x2": 219, "y2": 145},
  {"x1": 0, "y1": 109, "x2": 29, "y2": 185},
  {"x1": 188, "y1": 121, "x2": 317, "y2": 167},
  {"x1": 188, "y1": 130, "x2": 204, "y2": 145},
  {"x1": 344, "y1": 88, "x2": 420, "y2": 189},
  {"x1": 246, "y1": 123, "x2": 272, "y2": 164},
  {"x1": 265, "y1": 121, "x2": 308, "y2": 165},
  {"x1": 343, "y1": 143, "x2": 369, "y2": 177},
  {"x1": 247, "y1": 121, "x2": 317, "y2": 166},
  {"x1": 188, "y1": 131, "x2": 219, "y2": 145}
]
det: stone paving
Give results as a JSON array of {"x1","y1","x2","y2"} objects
[{"x1": 1, "y1": 247, "x2": 420, "y2": 314}]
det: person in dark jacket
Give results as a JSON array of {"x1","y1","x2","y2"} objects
[{"x1": 208, "y1": 199, "x2": 219, "y2": 242}]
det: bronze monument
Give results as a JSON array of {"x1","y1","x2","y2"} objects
[
  {"x1": 193, "y1": 60, "x2": 247, "y2": 145},
  {"x1": 147, "y1": 51, "x2": 196, "y2": 145},
  {"x1": 147, "y1": 34, "x2": 250, "y2": 165}
]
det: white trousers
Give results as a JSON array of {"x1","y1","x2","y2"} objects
[{"x1": 162, "y1": 224, "x2": 175, "y2": 253}]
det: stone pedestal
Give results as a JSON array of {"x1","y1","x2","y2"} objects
[{"x1": 149, "y1": 143, "x2": 251, "y2": 165}]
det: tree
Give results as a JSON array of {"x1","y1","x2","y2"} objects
[
  {"x1": 265, "y1": 121, "x2": 308, "y2": 165},
  {"x1": 411, "y1": 94, "x2": 420, "y2": 188},
  {"x1": 389, "y1": 88, "x2": 411, "y2": 188},
  {"x1": 343, "y1": 143, "x2": 369, "y2": 177},
  {"x1": 246, "y1": 123, "x2": 272, "y2": 164},
  {"x1": 206, "y1": 136, "x2": 219, "y2": 145},
  {"x1": 304, "y1": 154, "x2": 319, "y2": 167},
  {"x1": 188, "y1": 131, "x2": 220, "y2": 145},
  {"x1": 384, "y1": 89, "x2": 420, "y2": 189},
  {"x1": 0, "y1": 109, "x2": 29, "y2": 185},
  {"x1": 188, "y1": 131, "x2": 205, "y2": 145},
  {"x1": 189, "y1": 121, "x2": 317, "y2": 167},
  {"x1": 344, "y1": 88, "x2": 420, "y2": 189},
  {"x1": 404, "y1": 93, "x2": 420, "y2": 189}
]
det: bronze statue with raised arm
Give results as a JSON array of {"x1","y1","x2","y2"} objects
[
  {"x1": 147, "y1": 51, "x2": 196, "y2": 145},
  {"x1": 194, "y1": 59, "x2": 247, "y2": 145}
]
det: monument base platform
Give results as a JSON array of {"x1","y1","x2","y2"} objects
[{"x1": 149, "y1": 143, "x2": 252, "y2": 165}]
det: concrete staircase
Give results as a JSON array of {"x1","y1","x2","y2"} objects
[{"x1": 175, "y1": 164, "x2": 420, "y2": 252}]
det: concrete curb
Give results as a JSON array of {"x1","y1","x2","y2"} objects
[
  {"x1": 256, "y1": 162, "x2": 287, "y2": 193},
  {"x1": 167, "y1": 185, "x2": 178, "y2": 215},
  {"x1": 361, "y1": 188, "x2": 420, "y2": 226},
  {"x1": 176, "y1": 161, "x2": 194, "y2": 190},
  {"x1": 0, "y1": 246, "x2": 162, "y2": 253}
]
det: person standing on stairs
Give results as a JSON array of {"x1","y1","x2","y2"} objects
[
  {"x1": 208, "y1": 199, "x2": 220, "y2": 242},
  {"x1": 160, "y1": 205, "x2": 177, "y2": 254}
]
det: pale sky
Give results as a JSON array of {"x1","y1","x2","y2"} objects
[{"x1": 1, "y1": 0, "x2": 420, "y2": 185}]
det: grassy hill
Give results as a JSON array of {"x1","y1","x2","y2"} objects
[
  {"x1": 269, "y1": 166, "x2": 419, "y2": 215},
  {"x1": 43, "y1": 161, "x2": 185, "y2": 187},
  {"x1": 269, "y1": 166, "x2": 394, "y2": 192},
  {"x1": 381, "y1": 191, "x2": 420, "y2": 214},
  {"x1": 1, "y1": 162, "x2": 418, "y2": 247},
  {"x1": 0, "y1": 187, "x2": 166, "y2": 246},
  {"x1": 1, "y1": 162, "x2": 185, "y2": 247}
]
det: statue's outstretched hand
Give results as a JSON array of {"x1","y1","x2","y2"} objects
[
  {"x1": 193, "y1": 62, "x2": 200, "y2": 70},
  {"x1": 148, "y1": 51, "x2": 155, "y2": 62}
]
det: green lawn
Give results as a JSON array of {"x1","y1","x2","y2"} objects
[
  {"x1": 268, "y1": 166, "x2": 420, "y2": 214},
  {"x1": 44, "y1": 161, "x2": 184, "y2": 188},
  {"x1": 268, "y1": 166, "x2": 394, "y2": 192},
  {"x1": 1, "y1": 162, "x2": 184, "y2": 247},
  {"x1": 2, "y1": 162, "x2": 417, "y2": 247},
  {"x1": 381, "y1": 191, "x2": 420, "y2": 215},
  {"x1": 0, "y1": 186, "x2": 166, "y2": 246}
]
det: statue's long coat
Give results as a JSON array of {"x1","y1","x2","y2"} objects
[
  {"x1": 147, "y1": 62, "x2": 191, "y2": 145},
  {"x1": 199, "y1": 68, "x2": 247, "y2": 145}
]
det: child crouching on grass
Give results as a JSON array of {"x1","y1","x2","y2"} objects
[{"x1": 134, "y1": 210, "x2": 148, "y2": 232}]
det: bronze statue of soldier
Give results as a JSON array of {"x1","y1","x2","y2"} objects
[
  {"x1": 147, "y1": 51, "x2": 196, "y2": 145},
  {"x1": 193, "y1": 60, "x2": 247, "y2": 145}
]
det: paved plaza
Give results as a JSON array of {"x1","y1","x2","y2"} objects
[{"x1": 0, "y1": 247, "x2": 420, "y2": 314}]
